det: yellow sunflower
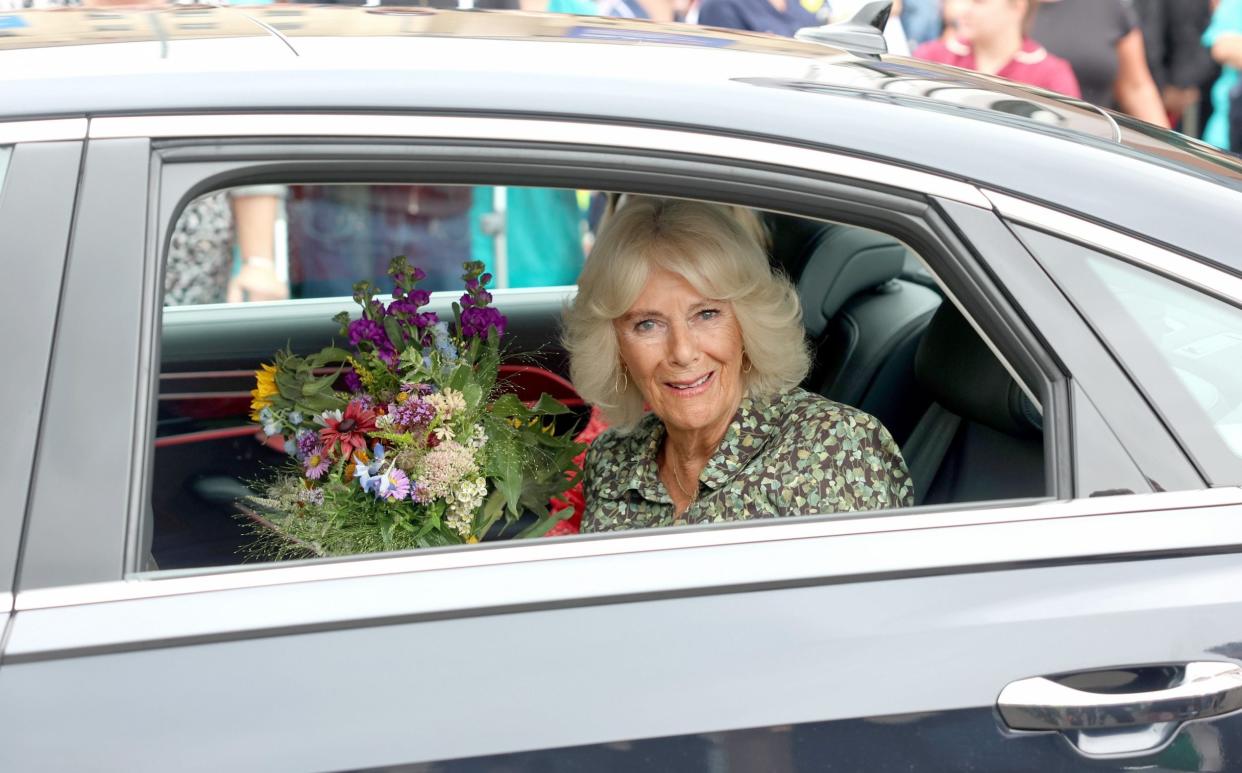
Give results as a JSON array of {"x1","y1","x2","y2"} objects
[{"x1": 250, "y1": 362, "x2": 279, "y2": 422}]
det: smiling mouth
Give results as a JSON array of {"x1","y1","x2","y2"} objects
[{"x1": 665, "y1": 372, "x2": 714, "y2": 393}]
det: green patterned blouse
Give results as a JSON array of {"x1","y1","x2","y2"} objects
[{"x1": 581, "y1": 388, "x2": 913, "y2": 533}]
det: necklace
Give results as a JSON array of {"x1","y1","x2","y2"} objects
[{"x1": 668, "y1": 457, "x2": 697, "y2": 502}]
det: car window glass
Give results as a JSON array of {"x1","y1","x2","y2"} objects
[
  {"x1": 164, "y1": 184, "x2": 590, "y2": 307},
  {"x1": 1020, "y1": 227, "x2": 1242, "y2": 467},
  {"x1": 151, "y1": 188, "x2": 1049, "y2": 573}
]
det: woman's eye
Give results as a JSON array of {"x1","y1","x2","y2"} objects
[
  {"x1": 698, "y1": 308, "x2": 721, "y2": 321},
  {"x1": 634, "y1": 319, "x2": 658, "y2": 333}
]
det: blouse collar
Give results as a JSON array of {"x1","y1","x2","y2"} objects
[{"x1": 594, "y1": 390, "x2": 784, "y2": 502}]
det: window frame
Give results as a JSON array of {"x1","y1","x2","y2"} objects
[
  {"x1": 130, "y1": 130, "x2": 1071, "y2": 578},
  {"x1": 20, "y1": 114, "x2": 1196, "y2": 593}
]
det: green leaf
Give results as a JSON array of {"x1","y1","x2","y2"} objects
[
  {"x1": 462, "y1": 382, "x2": 483, "y2": 412},
  {"x1": 531, "y1": 393, "x2": 571, "y2": 416},
  {"x1": 301, "y1": 376, "x2": 335, "y2": 396},
  {"x1": 484, "y1": 431, "x2": 524, "y2": 516},
  {"x1": 495, "y1": 474, "x2": 522, "y2": 517},
  {"x1": 309, "y1": 347, "x2": 353, "y2": 366},
  {"x1": 382, "y1": 316, "x2": 405, "y2": 353},
  {"x1": 449, "y1": 363, "x2": 471, "y2": 392},
  {"x1": 296, "y1": 392, "x2": 346, "y2": 413},
  {"x1": 515, "y1": 510, "x2": 568, "y2": 539},
  {"x1": 474, "y1": 490, "x2": 507, "y2": 537},
  {"x1": 489, "y1": 393, "x2": 530, "y2": 419}
]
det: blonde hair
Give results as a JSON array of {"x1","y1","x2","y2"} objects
[{"x1": 563, "y1": 196, "x2": 810, "y2": 430}]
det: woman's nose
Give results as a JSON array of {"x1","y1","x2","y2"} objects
[{"x1": 666, "y1": 321, "x2": 699, "y2": 366}]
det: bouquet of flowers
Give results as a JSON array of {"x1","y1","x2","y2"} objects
[{"x1": 245, "y1": 257, "x2": 584, "y2": 558}]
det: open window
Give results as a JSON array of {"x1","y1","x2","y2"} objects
[{"x1": 149, "y1": 176, "x2": 1054, "y2": 572}]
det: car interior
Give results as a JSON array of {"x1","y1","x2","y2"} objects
[{"x1": 152, "y1": 184, "x2": 1047, "y2": 571}]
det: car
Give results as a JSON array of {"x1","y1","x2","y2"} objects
[{"x1": 3, "y1": 3, "x2": 1242, "y2": 771}]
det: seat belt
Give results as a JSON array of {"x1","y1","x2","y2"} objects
[{"x1": 903, "y1": 402, "x2": 962, "y2": 506}]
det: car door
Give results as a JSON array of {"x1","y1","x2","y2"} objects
[
  {"x1": 3, "y1": 115, "x2": 1242, "y2": 772},
  {"x1": 0, "y1": 125, "x2": 82, "y2": 637}
]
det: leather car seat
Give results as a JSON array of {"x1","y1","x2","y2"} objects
[
  {"x1": 904, "y1": 302, "x2": 1045, "y2": 506},
  {"x1": 793, "y1": 224, "x2": 942, "y2": 445}
]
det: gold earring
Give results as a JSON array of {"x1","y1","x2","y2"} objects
[{"x1": 616, "y1": 367, "x2": 628, "y2": 393}]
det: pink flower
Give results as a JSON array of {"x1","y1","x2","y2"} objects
[
  {"x1": 304, "y1": 449, "x2": 330, "y2": 480},
  {"x1": 376, "y1": 467, "x2": 411, "y2": 501}
]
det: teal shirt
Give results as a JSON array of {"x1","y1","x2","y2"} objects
[
  {"x1": 1203, "y1": 0, "x2": 1242, "y2": 150},
  {"x1": 470, "y1": 187, "x2": 585, "y2": 288},
  {"x1": 548, "y1": 0, "x2": 597, "y2": 11}
]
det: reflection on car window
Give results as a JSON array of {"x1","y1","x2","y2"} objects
[
  {"x1": 163, "y1": 184, "x2": 591, "y2": 306},
  {"x1": 1023, "y1": 227, "x2": 1242, "y2": 467},
  {"x1": 1085, "y1": 257, "x2": 1242, "y2": 460}
]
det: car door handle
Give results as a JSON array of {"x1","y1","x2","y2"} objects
[{"x1": 997, "y1": 661, "x2": 1242, "y2": 732}]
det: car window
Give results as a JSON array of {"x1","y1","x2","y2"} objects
[
  {"x1": 1018, "y1": 226, "x2": 1242, "y2": 471},
  {"x1": 164, "y1": 184, "x2": 589, "y2": 306},
  {"x1": 152, "y1": 185, "x2": 1051, "y2": 573}
]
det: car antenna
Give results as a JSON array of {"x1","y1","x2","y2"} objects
[{"x1": 795, "y1": 0, "x2": 892, "y2": 58}]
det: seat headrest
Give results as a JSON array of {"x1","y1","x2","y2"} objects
[
  {"x1": 915, "y1": 303, "x2": 1042, "y2": 437},
  {"x1": 797, "y1": 227, "x2": 908, "y2": 338}
]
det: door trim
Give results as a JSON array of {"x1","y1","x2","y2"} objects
[
  {"x1": 15, "y1": 487, "x2": 1242, "y2": 613},
  {"x1": 88, "y1": 112, "x2": 993, "y2": 207}
]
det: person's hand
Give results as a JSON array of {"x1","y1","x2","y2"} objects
[
  {"x1": 1162, "y1": 85, "x2": 1200, "y2": 118},
  {"x1": 227, "y1": 257, "x2": 289, "y2": 303}
]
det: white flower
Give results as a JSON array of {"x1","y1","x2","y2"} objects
[
  {"x1": 446, "y1": 477, "x2": 487, "y2": 538},
  {"x1": 427, "y1": 388, "x2": 467, "y2": 419},
  {"x1": 433, "y1": 424, "x2": 456, "y2": 443},
  {"x1": 316, "y1": 409, "x2": 343, "y2": 426},
  {"x1": 374, "y1": 413, "x2": 395, "y2": 431},
  {"x1": 467, "y1": 424, "x2": 488, "y2": 450}
]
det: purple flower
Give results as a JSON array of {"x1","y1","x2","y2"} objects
[
  {"x1": 459, "y1": 305, "x2": 507, "y2": 339},
  {"x1": 390, "y1": 397, "x2": 435, "y2": 429},
  {"x1": 343, "y1": 367, "x2": 363, "y2": 393},
  {"x1": 409, "y1": 481, "x2": 432, "y2": 504},
  {"x1": 348, "y1": 318, "x2": 388, "y2": 348},
  {"x1": 375, "y1": 467, "x2": 411, "y2": 501},
  {"x1": 296, "y1": 430, "x2": 319, "y2": 459}
]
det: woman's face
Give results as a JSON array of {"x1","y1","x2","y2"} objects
[
  {"x1": 957, "y1": 0, "x2": 1026, "y2": 44},
  {"x1": 615, "y1": 266, "x2": 745, "y2": 439}
]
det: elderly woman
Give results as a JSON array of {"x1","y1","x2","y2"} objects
[{"x1": 564, "y1": 197, "x2": 913, "y2": 533}]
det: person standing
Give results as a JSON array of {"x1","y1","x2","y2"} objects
[
  {"x1": 1133, "y1": 0, "x2": 1215, "y2": 129},
  {"x1": 1202, "y1": 0, "x2": 1242, "y2": 150},
  {"x1": 915, "y1": 0, "x2": 1081, "y2": 98},
  {"x1": 695, "y1": 0, "x2": 825, "y2": 37},
  {"x1": 1030, "y1": 0, "x2": 1170, "y2": 126}
]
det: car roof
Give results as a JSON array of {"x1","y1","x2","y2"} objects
[{"x1": 3, "y1": 6, "x2": 1241, "y2": 270}]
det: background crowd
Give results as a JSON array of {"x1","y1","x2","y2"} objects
[
  {"x1": 8, "y1": 0, "x2": 1238, "y2": 147},
  {"x1": 7, "y1": 0, "x2": 1240, "y2": 305}
]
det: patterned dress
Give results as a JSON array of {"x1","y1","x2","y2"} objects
[
  {"x1": 581, "y1": 388, "x2": 913, "y2": 532},
  {"x1": 164, "y1": 192, "x2": 234, "y2": 307}
]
